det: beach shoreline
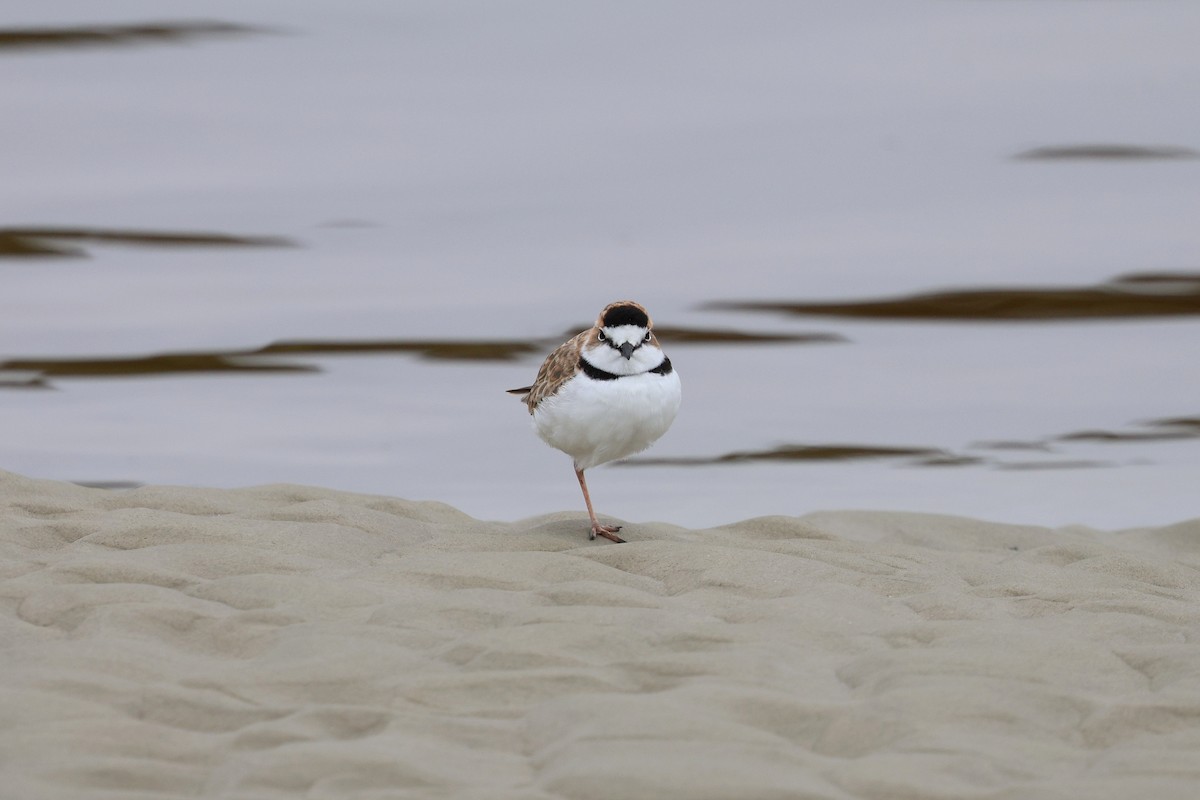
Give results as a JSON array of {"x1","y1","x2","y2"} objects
[{"x1": 3, "y1": 469, "x2": 1198, "y2": 799}]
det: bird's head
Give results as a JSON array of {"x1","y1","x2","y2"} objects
[{"x1": 581, "y1": 300, "x2": 665, "y2": 375}]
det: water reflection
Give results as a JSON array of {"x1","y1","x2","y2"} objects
[
  {"x1": 1059, "y1": 416, "x2": 1200, "y2": 444},
  {"x1": 973, "y1": 440, "x2": 1053, "y2": 453},
  {"x1": 707, "y1": 272, "x2": 1200, "y2": 321},
  {"x1": 0, "y1": 371, "x2": 50, "y2": 390},
  {"x1": 645, "y1": 328, "x2": 844, "y2": 346},
  {"x1": 0, "y1": 21, "x2": 265, "y2": 52},
  {"x1": 622, "y1": 444, "x2": 1118, "y2": 471},
  {"x1": 995, "y1": 460, "x2": 1112, "y2": 471},
  {"x1": 1014, "y1": 144, "x2": 1199, "y2": 161},
  {"x1": 0, "y1": 227, "x2": 294, "y2": 258},
  {"x1": 0, "y1": 326, "x2": 837, "y2": 386},
  {"x1": 257, "y1": 339, "x2": 546, "y2": 363},
  {"x1": 0, "y1": 354, "x2": 315, "y2": 379},
  {"x1": 622, "y1": 414, "x2": 1200, "y2": 471},
  {"x1": 626, "y1": 443, "x2": 951, "y2": 466}
]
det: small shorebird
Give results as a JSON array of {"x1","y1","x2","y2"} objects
[{"x1": 507, "y1": 300, "x2": 681, "y2": 543}]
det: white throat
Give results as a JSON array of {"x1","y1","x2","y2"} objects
[{"x1": 582, "y1": 325, "x2": 664, "y2": 376}]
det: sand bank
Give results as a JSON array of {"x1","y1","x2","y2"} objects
[{"x1": 2, "y1": 469, "x2": 1198, "y2": 799}]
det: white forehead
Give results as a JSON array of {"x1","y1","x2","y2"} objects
[{"x1": 601, "y1": 323, "x2": 646, "y2": 343}]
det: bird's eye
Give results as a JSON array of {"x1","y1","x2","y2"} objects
[
  {"x1": 644, "y1": 331, "x2": 652, "y2": 342},
  {"x1": 597, "y1": 330, "x2": 606, "y2": 341}
]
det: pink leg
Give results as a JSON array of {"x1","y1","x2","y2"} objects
[{"x1": 574, "y1": 468, "x2": 626, "y2": 543}]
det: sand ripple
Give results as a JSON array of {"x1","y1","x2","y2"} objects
[{"x1": 2, "y1": 471, "x2": 1199, "y2": 799}]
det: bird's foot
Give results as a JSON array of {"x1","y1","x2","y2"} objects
[{"x1": 589, "y1": 523, "x2": 626, "y2": 544}]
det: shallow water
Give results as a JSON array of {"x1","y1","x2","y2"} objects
[{"x1": 3, "y1": 1, "x2": 1199, "y2": 529}]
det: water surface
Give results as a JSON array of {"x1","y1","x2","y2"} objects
[{"x1": 3, "y1": 1, "x2": 1199, "y2": 529}]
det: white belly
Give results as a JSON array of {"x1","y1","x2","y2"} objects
[{"x1": 532, "y1": 370, "x2": 681, "y2": 471}]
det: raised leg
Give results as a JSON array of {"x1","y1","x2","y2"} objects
[{"x1": 574, "y1": 467, "x2": 626, "y2": 543}]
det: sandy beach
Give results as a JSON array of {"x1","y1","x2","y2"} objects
[{"x1": 2, "y1": 468, "x2": 1198, "y2": 799}]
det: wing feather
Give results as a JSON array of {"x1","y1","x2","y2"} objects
[{"x1": 509, "y1": 330, "x2": 587, "y2": 413}]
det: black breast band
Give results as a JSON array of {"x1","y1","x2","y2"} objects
[
  {"x1": 579, "y1": 359, "x2": 620, "y2": 381},
  {"x1": 579, "y1": 357, "x2": 673, "y2": 380}
]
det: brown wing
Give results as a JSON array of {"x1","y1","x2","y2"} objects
[{"x1": 506, "y1": 330, "x2": 587, "y2": 414}]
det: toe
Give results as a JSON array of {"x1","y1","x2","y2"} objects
[{"x1": 595, "y1": 528, "x2": 627, "y2": 544}]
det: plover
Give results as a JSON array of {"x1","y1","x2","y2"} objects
[{"x1": 507, "y1": 300, "x2": 681, "y2": 543}]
